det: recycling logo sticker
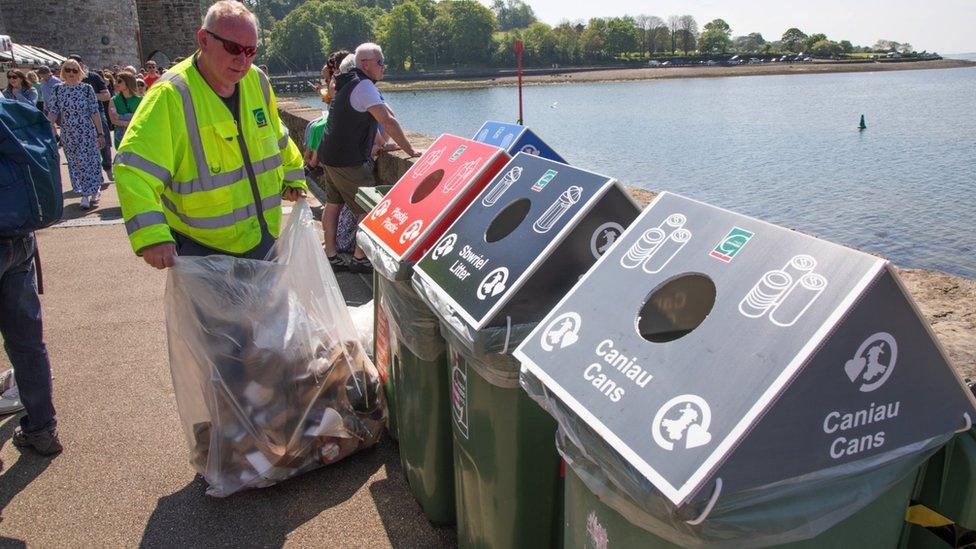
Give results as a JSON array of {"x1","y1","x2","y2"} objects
[
  {"x1": 431, "y1": 233, "x2": 457, "y2": 261},
  {"x1": 371, "y1": 199, "x2": 391, "y2": 220},
  {"x1": 652, "y1": 395, "x2": 713, "y2": 452},
  {"x1": 476, "y1": 267, "x2": 509, "y2": 300},
  {"x1": 844, "y1": 332, "x2": 898, "y2": 392},
  {"x1": 398, "y1": 219, "x2": 424, "y2": 245},
  {"x1": 540, "y1": 312, "x2": 582, "y2": 352}
]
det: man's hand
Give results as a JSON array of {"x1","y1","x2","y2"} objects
[
  {"x1": 282, "y1": 187, "x2": 307, "y2": 202},
  {"x1": 142, "y1": 242, "x2": 177, "y2": 270}
]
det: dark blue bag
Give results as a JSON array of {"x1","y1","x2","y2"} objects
[{"x1": 0, "y1": 98, "x2": 63, "y2": 236}]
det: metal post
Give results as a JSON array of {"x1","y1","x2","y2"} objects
[{"x1": 515, "y1": 39, "x2": 524, "y2": 125}]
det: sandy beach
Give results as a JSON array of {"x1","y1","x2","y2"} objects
[{"x1": 377, "y1": 58, "x2": 976, "y2": 92}]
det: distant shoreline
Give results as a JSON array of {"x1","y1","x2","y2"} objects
[{"x1": 375, "y1": 59, "x2": 976, "y2": 92}]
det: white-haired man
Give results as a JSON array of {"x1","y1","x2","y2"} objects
[
  {"x1": 317, "y1": 42, "x2": 420, "y2": 273},
  {"x1": 115, "y1": 0, "x2": 306, "y2": 268}
]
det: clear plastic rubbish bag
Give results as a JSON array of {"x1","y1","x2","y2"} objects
[{"x1": 165, "y1": 199, "x2": 386, "y2": 497}]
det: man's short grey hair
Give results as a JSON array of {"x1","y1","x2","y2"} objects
[
  {"x1": 339, "y1": 54, "x2": 356, "y2": 74},
  {"x1": 354, "y1": 43, "x2": 383, "y2": 64},
  {"x1": 202, "y1": 0, "x2": 259, "y2": 31}
]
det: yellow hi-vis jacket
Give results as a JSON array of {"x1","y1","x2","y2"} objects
[{"x1": 115, "y1": 56, "x2": 306, "y2": 255}]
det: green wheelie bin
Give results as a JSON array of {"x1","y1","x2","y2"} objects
[
  {"x1": 354, "y1": 185, "x2": 397, "y2": 438},
  {"x1": 409, "y1": 153, "x2": 640, "y2": 548},
  {"x1": 379, "y1": 276, "x2": 456, "y2": 525},
  {"x1": 442, "y1": 326, "x2": 562, "y2": 548},
  {"x1": 356, "y1": 136, "x2": 516, "y2": 526},
  {"x1": 905, "y1": 425, "x2": 976, "y2": 548},
  {"x1": 563, "y1": 462, "x2": 921, "y2": 549}
]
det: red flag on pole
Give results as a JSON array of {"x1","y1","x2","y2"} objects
[{"x1": 515, "y1": 39, "x2": 524, "y2": 125}]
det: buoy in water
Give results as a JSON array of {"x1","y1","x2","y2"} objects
[{"x1": 859, "y1": 114, "x2": 867, "y2": 131}]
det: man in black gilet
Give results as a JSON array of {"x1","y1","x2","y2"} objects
[{"x1": 317, "y1": 42, "x2": 420, "y2": 273}]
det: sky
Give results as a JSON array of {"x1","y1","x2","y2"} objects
[{"x1": 481, "y1": 0, "x2": 976, "y2": 54}]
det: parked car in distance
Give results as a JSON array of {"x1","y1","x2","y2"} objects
[
  {"x1": 705, "y1": 60, "x2": 718, "y2": 66},
  {"x1": 647, "y1": 60, "x2": 662, "y2": 67}
]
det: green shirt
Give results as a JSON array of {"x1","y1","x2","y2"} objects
[
  {"x1": 112, "y1": 93, "x2": 143, "y2": 116},
  {"x1": 304, "y1": 113, "x2": 328, "y2": 150}
]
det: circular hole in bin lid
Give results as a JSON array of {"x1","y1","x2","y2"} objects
[
  {"x1": 637, "y1": 274, "x2": 716, "y2": 343},
  {"x1": 410, "y1": 169, "x2": 445, "y2": 204},
  {"x1": 485, "y1": 198, "x2": 531, "y2": 243}
]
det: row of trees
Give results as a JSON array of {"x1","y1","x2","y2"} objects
[{"x1": 243, "y1": 0, "x2": 917, "y2": 72}]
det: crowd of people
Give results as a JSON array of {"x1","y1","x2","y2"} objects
[{"x1": 4, "y1": 56, "x2": 167, "y2": 209}]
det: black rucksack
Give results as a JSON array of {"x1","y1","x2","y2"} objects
[{"x1": 0, "y1": 98, "x2": 63, "y2": 236}]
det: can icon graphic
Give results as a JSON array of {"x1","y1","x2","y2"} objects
[
  {"x1": 642, "y1": 228, "x2": 692, "y2": 274},
  {"x1": 739, "y1": 270, "x2": 793, "y2": 318},
  {"x1": 770, "y1": 272, "x2": 828, "y2": 327},
  {"x1": 783, "y1": 254, "x2": 816, "y2": 283},
  {"x1": 533, "y1": 186, "x2": 582, "y2": 233},
  {"x1": 659, "y1": 213, "x2": 686, "y2": 231},
  {"x1": 621, "y1": 228, "x2": 666, "y2": 269},
  {"x1": 482, "y1": 166, "x2": 523, "y2": 207}
]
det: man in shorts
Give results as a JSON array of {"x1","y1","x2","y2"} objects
[{"x1": 317, "y1": 43, "x2": 420, "y2": 273}]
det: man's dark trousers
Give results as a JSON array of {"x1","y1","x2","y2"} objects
[
  {"x1": 0, "y1": 233, "x2": 56, "y2": 434},
  {"x1": 99, "y1": 111, "x2": 112, "y2": 174}
]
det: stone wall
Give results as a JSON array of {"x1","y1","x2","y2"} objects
[
  {"x1": 0, "y1": 0, "x2": 141, "y2": 68},
  {"x1": 136, "y1": 0, "x2": 200, "y2": 64}
]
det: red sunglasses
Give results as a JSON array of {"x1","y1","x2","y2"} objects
[{"x1": 206, "y1": 30, "x2": 257, "y2": 58}]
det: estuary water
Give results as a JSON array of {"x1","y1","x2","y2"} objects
[{"x1": 300, "y1": 67, "x2": 976, "y2": 278}]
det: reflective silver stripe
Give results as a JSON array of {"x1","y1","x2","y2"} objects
[
  {"x1": 278, "y1": 127, "x2": 289, "y2": 149},
  {"x1": 167, "y1": 154, "x2": 283, "y2": 195},
  {"x1": 161, "y1": 194, "x2": 282, "y2": 230},
  {"x1": 256, "y1": 68, "x2": 271, "y2": 110},
  {"x1": 124, "y1": 211, "x2": 167, "y2": 235},
  {"x1": 159, "y1": 71, "x2": 213, "y2": 192},
  {"x1": 283, "y1": 169, "x2": 304, "y2": 181},
  {"x1": 114, "y1": 151, "x2": 172, "y2": 186}
]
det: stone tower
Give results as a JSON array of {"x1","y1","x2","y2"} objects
[
  {"x1": 0, "y1": 0, "x2": 140, "y2": 67},
  {"x1": 136, "y1": 0, "x2": 200, "y2": 66},
  {"x1": 0, "y1": 0, "x2": 199, "y2": 68}
]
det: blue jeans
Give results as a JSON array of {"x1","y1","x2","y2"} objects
[{"x1": 0, "y1": 233, "x2": 56, "y2": 433}]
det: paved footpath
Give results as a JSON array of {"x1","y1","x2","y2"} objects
[{"x1": 0, "y1": 154, "x2": 455, "y2": 548}]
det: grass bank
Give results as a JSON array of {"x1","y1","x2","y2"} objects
[{"x1": 376, "y1": 59, "x2": 976, "y2": 92}]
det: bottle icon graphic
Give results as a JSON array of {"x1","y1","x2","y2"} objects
[
  {"x1": 441, "y1": 158, "x2": 480, "y2": 193},
  {"x1": 482, "y1": 166, "x2": 523, "y2": 207},
  {"x1": 533, "y1": 186, "x2": 582, "y2": 234},
  {"x1": 411, "y1": 147, "x2": 443, "y2": 179}
]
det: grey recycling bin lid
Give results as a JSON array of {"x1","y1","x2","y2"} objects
[
  {"x1": 413, "y1": 153, "x2": 639, "y2": 332},
  {"x1": 514, "y1": 191, "x2": 976, "y2": 505}
]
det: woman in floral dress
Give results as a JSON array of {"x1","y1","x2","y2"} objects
[{"x1": 47, "y1": 59, "x2": 105, "y2": 209}]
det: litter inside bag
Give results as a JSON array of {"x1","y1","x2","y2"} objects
[
  {"x1": 165, "y1": 200, "x2": 386, "y2": 497},
  {"x1": 348, "y1": 301, "x2": 374, "y2": 356}
]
